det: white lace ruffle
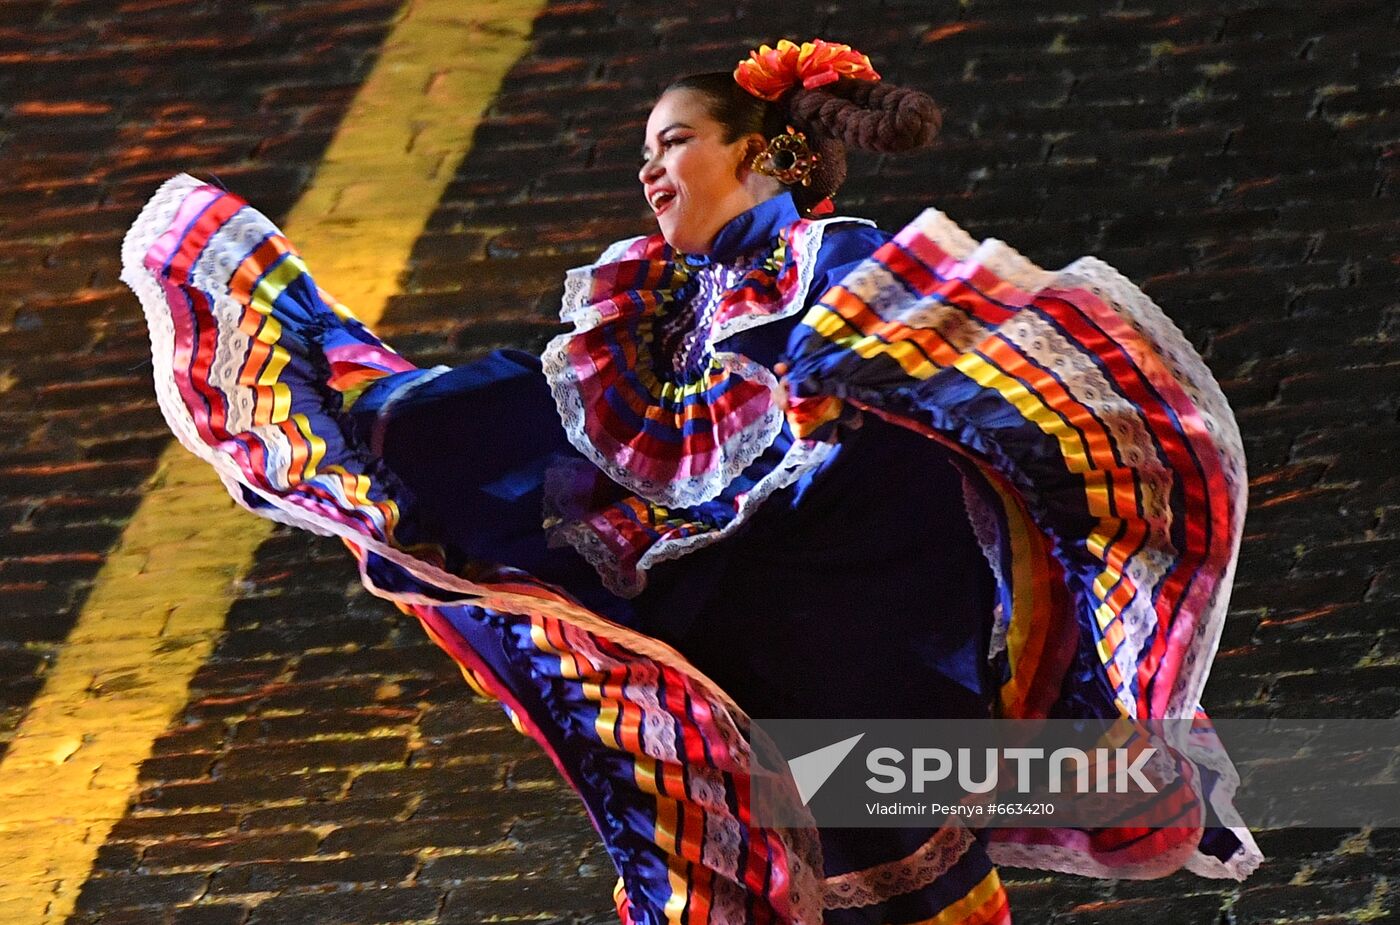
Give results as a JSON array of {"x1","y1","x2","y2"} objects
[
  {"x1": 546, "y1": 428, "x2": 837, "y2": 599},
  {"x1": 540, "y1": 334, "x2": 789, "y2": 511},
  {"x1": 896, "y1": 206, "x2": 1257, "y2": 881},
  {"x1": 900, "y1": 205, "x2": 1247, "y2": 723},
  {"x1": 542, "y1": 216, "x2": 874, "y2": 512},
  {"x1": 960, "y1": 474, "x2": 1009, "y2": 664},
  {"x1": 120, "y1": 173, "x2": 218, "y2": 474},
  {"x1": 821, "y1": 825, "x2": 977, "y2": 909}
]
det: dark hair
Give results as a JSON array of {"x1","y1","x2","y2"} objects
[
  {"x1": 663, "y1": 69, "x2": 943, "y2": 215},
  {"x1": 665, "y1": 72, "x2": 788, "y2": 144}
]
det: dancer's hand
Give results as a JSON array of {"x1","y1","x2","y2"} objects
[{"x1": 773, "y1": 361, "x2": 791, "y2": 413}]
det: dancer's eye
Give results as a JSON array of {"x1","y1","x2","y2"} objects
[{"x1": 640, "y1": 136, "x2": 686, "y2": 166}]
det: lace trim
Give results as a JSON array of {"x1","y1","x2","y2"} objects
[
  {"x1": 559, "y1": 235, "x2": 647, "y2": 320},
  {"x1": 707, "y1": 216, "x2": 876, "y2": 346},
  {"x1": 960, "y1": 474, "x2": 1008, "y2": 664},
  {"x1": 542, "y1": 216, "x2": 874, "y2": 511},
  {"x1": 557, "y1": 235, "x2": 648, "y2": 330},
  {"x1": 988, "y1": 719, "x2": 1209, "y2": 879},
  {"x1": 985, "y1": 831, "x2": 1202, "y2": 881},
  {"x1": 628, "y1": 435, "x2": 831, "y2": 580},
  {"x1": 545, "y1": 513, "x2": 622, "y2": 587},
  {"x1": 190, "y1": 207, "x2": 282, "y2": 445},
  {"x1": 540, "y1": 338, "x2": 787, "y2": 510},
  {"x1": 1176, "y1": 708, "x2": 1262, "y2": 881},
  {"x1": 1183, "y1": 831, "x2": 1265, "y2": 881},
  {"x1": 821, "y1": 824, "x2": 976, "y2": 909},
  {"x1": 120, "y1": 173, "x2": 217, "y2": 470},
  {"x1": 1067, "y1": 260, "x2": 1245, "y2": 719},
  {"x1": 546, "y1": 434, "x2": 837, "y2": 598},
  {"x1": 904, "y1": 207, "x2": 1247, "y2": 721},
  {"x1": 999, "y1": 306, "x2": 1175, "y2": 701}
]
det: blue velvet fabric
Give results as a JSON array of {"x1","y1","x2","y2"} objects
[{"x1": 350, "y1": 350, "x2": 638, "y2": 625}]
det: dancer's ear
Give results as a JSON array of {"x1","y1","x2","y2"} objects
[{"x1": 737, "y1": 133, "x2": 767, "y2": 178}]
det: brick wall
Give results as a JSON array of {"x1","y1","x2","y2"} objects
[{"x1": 0, "y1": 0, "x2": 405, "y2": 756}]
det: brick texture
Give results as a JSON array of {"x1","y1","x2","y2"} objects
[
  {"x1": 0, "y1": 0, "x2": 405, "y2": 756},
  {"x1": 1, "y1": 1, "x2": 1396, "y2": 924}
]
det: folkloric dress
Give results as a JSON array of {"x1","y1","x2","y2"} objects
[{"x1": 122, "y1": 174, "x2": 1261, "y2": 925}]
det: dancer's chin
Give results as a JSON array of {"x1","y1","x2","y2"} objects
[{"x1": 657, "y1": 220, "x2": 711, "y2": 256}]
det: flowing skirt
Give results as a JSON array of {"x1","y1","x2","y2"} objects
[{"x1": 121, "y1": 174, "x2": 1260, "y2": 925}]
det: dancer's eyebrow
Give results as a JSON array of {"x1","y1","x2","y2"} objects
[{"x1": 640, "y1": 122, "x2": 693, "y2": 160}]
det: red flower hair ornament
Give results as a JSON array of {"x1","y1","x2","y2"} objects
[{"x1": 733, "y1": 38, "x2": 881, "y2": 101}]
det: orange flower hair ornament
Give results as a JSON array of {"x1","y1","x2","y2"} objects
[{"x1": 733, "y1": 39, "x2": 881, "y2": 101}]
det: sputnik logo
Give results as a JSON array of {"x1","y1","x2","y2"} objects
[
  {"x1": 786, "y1": 733, "x2": 865, "y2": 805},
  {"x1": 783, "y1": 733, "x2": 1161, "y2": 804}
]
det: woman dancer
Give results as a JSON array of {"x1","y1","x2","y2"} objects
[{"x1": 121, "y1": 38, "x2": 1260, "y2": 925}]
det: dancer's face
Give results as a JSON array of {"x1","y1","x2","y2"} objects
[{"x1": 638, "y1": 88, "x2": 772, "y2": 255}]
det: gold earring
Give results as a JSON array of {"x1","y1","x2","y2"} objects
[{"x1": 750, "y1": 131, "x2": 820, "y2": 187}]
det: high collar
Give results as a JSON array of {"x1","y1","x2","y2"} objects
[{"x1": 690, "y1": 192, "x2": 801, "y2": 265}]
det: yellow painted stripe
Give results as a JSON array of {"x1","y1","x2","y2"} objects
[{"x1": 0, "y1": 1, "x2": 545, "y2": 920}]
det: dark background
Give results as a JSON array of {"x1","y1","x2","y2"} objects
[{"x1": 1, "y1": 1, "x2": 1396, "y2": 922}]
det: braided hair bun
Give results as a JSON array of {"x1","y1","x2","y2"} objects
[
  {"x1": 784, "y1": 78, "x2": 943, "y2": 213},
  {"x1": 790, "y1": 78, "x2": 942, "y2": 153}
]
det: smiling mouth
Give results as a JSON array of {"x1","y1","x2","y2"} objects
[{"x1": 650, "y1": 191, "x2": 676, "y2": 215}]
